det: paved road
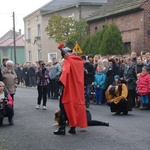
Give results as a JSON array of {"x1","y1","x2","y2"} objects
[{"x1": 0, "y1": 87, "x2": 150, "y2": 150}]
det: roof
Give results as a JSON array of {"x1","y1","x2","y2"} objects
[
  {"x1": 87, "y1": 0, "x2": 147, "y2": 21},
  {"x1": 24, "y1": 0, "x2": 107, "y2": 18},
  {"x1": 0, "y1": 35, "x2": 24, "y2": 47},
  {"x1": 0, "y1": 29, "x2": 21, "y2": 40},
  {"x1": 40, "y1": 0, "x2": 107, "y2": 13}
]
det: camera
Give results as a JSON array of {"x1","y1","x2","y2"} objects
[
  {"x1": 0, "y1": 98, "x2": 7, "y2": 109},
  {"x1": 41, "y1": 63, "x2": 46, "y2": 75},
  {"x1": 41, "y1": 63, "x2": 45, "y2": 68},
  {"x1": 2, "y1": 98, "x2": 8, "y2": 104}
]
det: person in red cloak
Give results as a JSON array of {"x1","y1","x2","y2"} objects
[{"x1": 54, "y1": 43, "x2": 87, "y2": 135}]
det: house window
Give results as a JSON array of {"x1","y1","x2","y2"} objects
[
  {"x1": 26, "y1": 28, "x2": 31, "y2": 42},
  {"x1": 48, "y1": 53, "x2": 57, "y2": 62},
  {"x1": 147, "y1": 30, "x2": 150, "y2": 36},
  {"x1": 36, "y1": 16, "x2": 39, "y2": 21},
  {"x1": 124, "y1": 42, "x2": 131, "y2": 52},
  {"x1": 36, "y1": 24, "x2": 41, "y2": 37},
  {"x1": 37, "y1": 49, "x2": 42, "y2": 60},
  {"x1": 27, "y1": 28, "x2": 31, "y2": 39},
  {"x1": 28, "y1": 51, "x2": 32, "y2": 62}
]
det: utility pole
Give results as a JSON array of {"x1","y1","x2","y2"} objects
[{"x1": 13, "y1": 12, "x2": 16, "y2": 64}]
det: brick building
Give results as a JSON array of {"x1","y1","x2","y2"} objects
[{"x1": 87, "y1": 0, "x2": 150, "y2": 54}]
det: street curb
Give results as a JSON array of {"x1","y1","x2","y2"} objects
[{"x1": 16, "y1": 85, "x2": 37, "y2": 90}]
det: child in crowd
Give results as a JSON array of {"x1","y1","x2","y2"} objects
[
  {"x1": 137, "y1": 66, "x2": 150, "y2": 110},
  {"x1": 112, "y1": 75, "x2": 120, "y2": 86},
  {"x1": 0, "y1": 81, "x2": 14, "y2": 126},
  {"x1": 94, "y1": 65, "x2": 106, "y2": 105}
]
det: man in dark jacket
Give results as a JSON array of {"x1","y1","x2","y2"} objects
[
  {"x1": 144, "y1": 53, "x2": 150, "y2": 73},
  {"x1": 123, "y1": 57, "x2": 137, "y2": 107},
  {"x1": 81, "y1": 55, "x2": 95, "y2": 108},
  {"x1": 131, "y1": 51, "x2": 137, "y2": 66},
  {"x1": 49, "y1": 58, "x2": 62, "y2": 99},
  {"x1": 28, "y1": 63, "x2": 36, "y2": 87}
]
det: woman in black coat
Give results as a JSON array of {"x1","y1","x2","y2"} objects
[
  {"x1": 22, "y1": 64, "x2": 29, "y2": 87},
  {"x1": 105, "y1": 58, "x2": 121, "y2": 90}
]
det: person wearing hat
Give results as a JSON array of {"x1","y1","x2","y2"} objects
[
  {"x1": 112, "y1": 75, "x2": 120, "y2": 86},
  {"x1": 2, "y1": 57, "x2": 9, "y2": 68},
  {"x1": 54, "y1": 43, "x2": 87, "y2": 135}
]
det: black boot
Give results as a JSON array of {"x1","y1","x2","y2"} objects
[
  {"x1": 86, "y1": 103, "x2": 90, "y2": 108},
  {"x1": 140, "y1": 103, "x2": 146, "y2": 110},
  {"x1": 54, "y1": 126, "x2": 65, "y2": 135},
  {"x1": 0, "y1": 119, "x2": 3, "y2": 126},
  {"x1": 135, "y1": 102, "x2": 139, "y2": 108},
  {"x1": 115, "y1": 111, "x2": 121, "y2": 115},
  {"x1": 143, "y1": 104, "x2": 149, "y2": 110},
  {"x1": 102, "y1": 122, "x2": 109, "y2": 127},
  {"x1": 8, "y1": 118, "x2": 14, "y2": 125},
  {"x1": 123, "y1": 111, "x2": 128, "y2": 115},
  {"x1": 68, "y1": 127, "x2": 76, "y2": 134}
]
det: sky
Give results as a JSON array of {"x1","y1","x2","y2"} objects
[{"x1": 0, "y1": 0, "x2": 51, "y2": 37}]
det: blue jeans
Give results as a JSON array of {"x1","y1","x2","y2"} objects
[
  {"x1": 85, "y1": 84, "x2": 91, "y2": 105},
  {"x1": 47, "y1": 82, "x2": 51, "y2": 98},
  {"x1": 141, "y1": 95, "x2": 149, "y2": 104},
  {"x1": 95, "y1": 88, "x2": 103, "y2": 103},
  {"x1": 37, "y1": 85, "x2": 48, "y2": 106},
  {"x1": 29, "y1": 76, "x2": 36, "y2": 87}
]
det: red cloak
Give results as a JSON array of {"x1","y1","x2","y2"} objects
[{"x1": 60, "y1": 54, "x2": 87, "y2": 128}]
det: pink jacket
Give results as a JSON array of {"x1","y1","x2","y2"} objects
[
  {"x1": 137, "y1": 73, "x2": 150, "y2": 95},
  {"x1": 3, "y1": 89, "x2": 14, "y2": 106},
  {"x1": 7, "y1": 93, "x2": 13, "y2": 105}
]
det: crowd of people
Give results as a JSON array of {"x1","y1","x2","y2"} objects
[
  {"x1": 1, "y1": 50, "x2": 150, "y2": 128},
  {"x1": 4, "y1": 51, "x2": 150, "y2": 111},
  {"x1": 81, "y1": 52, "x2": 150, "y2": 112},
  {"x1": 52, "y1": 44, "x2": 150, "y2": 135}
]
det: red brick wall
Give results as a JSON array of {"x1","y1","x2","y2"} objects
[
  {"x1": 89, "y1": 10, "x2": 145, "y2": 54},
  {"x1": 141, "y1": 0, "x2": 150, "y2": 53}
]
